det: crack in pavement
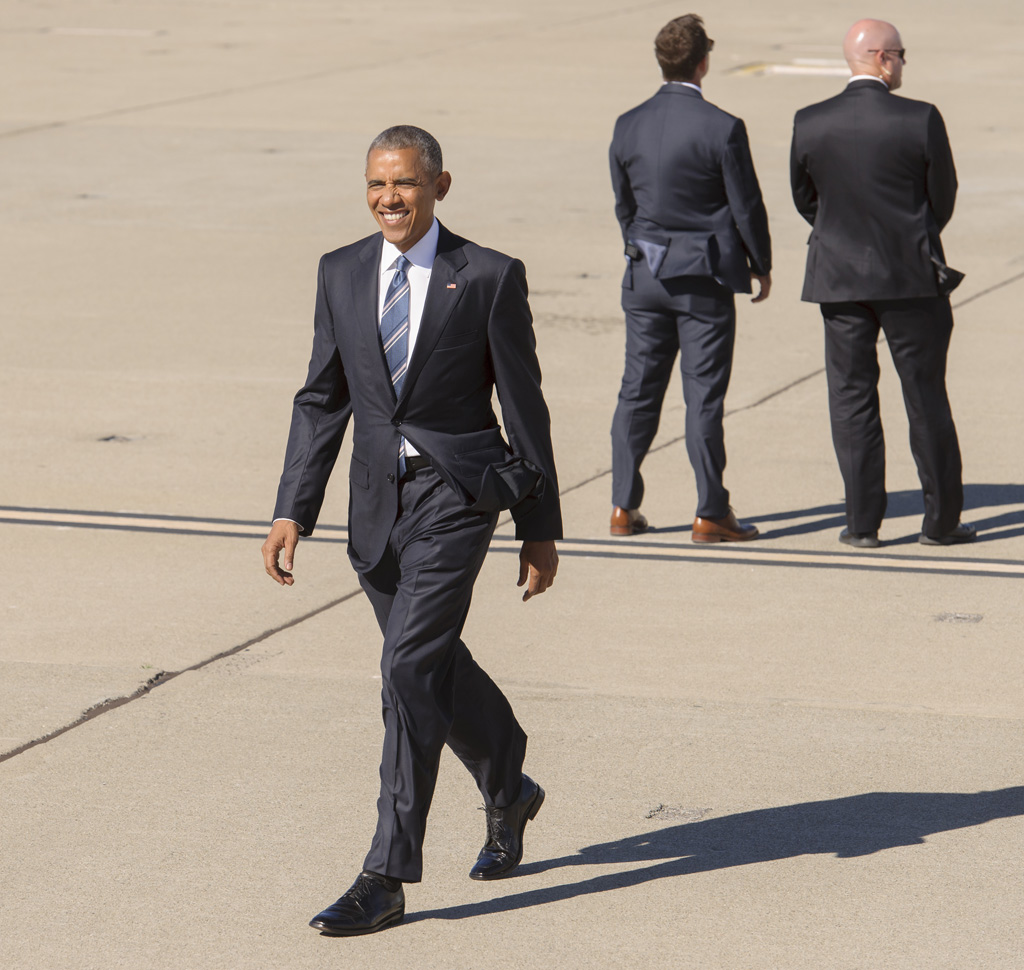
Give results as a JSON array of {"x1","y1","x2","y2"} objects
[
  {"x1": 0, "y1": 1, "x2": 670, "y2": 141},
  {"x1": 0, "y1": 589, "x2": 361, "y2": 764},
  {"x1": 3, "y1": 270, "x2": 1021, "y2": 763},
  {"x1": 554, "y1": 267, "x2": 1024, "y2": 500}
]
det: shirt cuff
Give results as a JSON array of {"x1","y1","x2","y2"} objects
[{"x1": 273, "y1": 517, "x2": 304, "y2": 533}]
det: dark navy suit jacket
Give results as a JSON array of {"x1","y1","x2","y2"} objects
[
  {"x1": 273, "y1": 223, "x2": 562, "y2": 572},
  {"x1": 791, "y1": 79, "x2": 958, "y2": 303},
  {"x1": 610, "y1": 83, "x2": 772, "y2": 293}
]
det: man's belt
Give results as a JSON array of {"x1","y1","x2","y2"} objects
[{"x1": 401, "y1": 454, "x2": 432, "y2": 478}]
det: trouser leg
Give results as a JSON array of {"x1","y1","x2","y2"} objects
[
  {"x1": 674, "y1": 279, "x2": 736, "y2": 519},
  {"x1": 879, "y1": 297, "x2": 963, "y2": 536},
  {"x1": 357, "y1": 470, "x2": 523, "y2": 883},
  {"x1": 444, "y1": 651, "x2": 526, "y2": 810},
  {"x1": 611, "y1": 294, "x2": 678, "y2": 509},
  {"x1": 822, "y1": 302, "x2": 887, "y2": 533}
]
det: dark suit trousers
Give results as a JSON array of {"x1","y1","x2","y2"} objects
[
  {"x1": 821, "y1": 297, "x2": 963, "y2": 536},
  {"x1": 611, "y1": 262, "x2": 736, "y2": 518},
  {"x1": 356, "y1": 467, "x2": 527, "y2": 883}
]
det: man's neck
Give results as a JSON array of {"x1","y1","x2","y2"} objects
[
  {"x1": 663, "y1": 79, "x2": 702, "y2": 92},
  {"x1": 848, "y1": 73, "x2": 889, "y2": 89},
  {"x1": 381, "y1": 218, "x2": 440, "y2": 269}
]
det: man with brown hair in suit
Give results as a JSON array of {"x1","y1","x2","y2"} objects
[{"x1": 609, "y1": 14, "x2": 772, "y2": 542}]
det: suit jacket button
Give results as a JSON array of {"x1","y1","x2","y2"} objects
[
  {"x1": 387, "y1": 473, "x2": 395, "y2": 483},
  {"x1": 392, "y1": 419, "x2": 402, "y2": 427}
]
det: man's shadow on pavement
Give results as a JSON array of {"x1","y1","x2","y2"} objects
[
  {"x1": 748, "y1": 483, "x2": 1024, "y2": 543},
  {"x1": 407, "y1": 787, "x2": 1023, "y2": 922}
]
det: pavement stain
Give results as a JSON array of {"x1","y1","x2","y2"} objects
[{"x1": 644, "y1": 804, "x2": 712, "y2": 823}]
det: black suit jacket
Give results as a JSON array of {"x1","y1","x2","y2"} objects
[
  {"x1": 273, "y1": 223, "x2": 562, "y2": 572},
  {"x1": 791, "y1": 79, "x2": 958, "y2": 303},
  {"x1": 610, "y1": 84, "x2": 771, "y2": 294}
]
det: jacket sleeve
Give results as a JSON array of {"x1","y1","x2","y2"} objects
[
  {"x1": 609, "y1": 126, "x2": 637, "y2": 244},
  {"x1": 722, "y1": 118, "x2": 772, "y2": 275},
  {"x1": 925, "y1": 105, "x2": 957, "y2": 231},
  {"x1": 272, "y1": 254, "x2": 352, "y2": 535},
  {"x1": 487, "y1": 258, "x2": 563, "y2": 542},
  {"x1": 790, "y1": 116, "x2": 819, "y2": 227}
]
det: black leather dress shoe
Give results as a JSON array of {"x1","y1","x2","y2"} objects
[
  {"x1": 309, "y1": 871, "x2": 404, "y2": 936},
  {"x1": 469, "y1": 774, "x2": 545, "y2": 880},
  {"x1": 839, "y1": 528, "x2": 880, "y2": 548},
  {"x1": 919, "y1": 522, "x2": 977, "y2": 546}
]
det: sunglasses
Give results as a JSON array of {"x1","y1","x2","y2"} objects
[{"x1": 868, "y1": 48, "x2": 906, "y2": 62}]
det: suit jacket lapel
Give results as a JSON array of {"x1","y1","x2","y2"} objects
[
  {"x1": 397, "y1": 224, "x2": 468, "y2": 407},
  {"x1": 349, "y1": 234, "x2": 394, "y2": 396}
]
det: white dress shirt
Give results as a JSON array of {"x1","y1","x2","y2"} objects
[
  {"x1": 378, "y1": 217, "x2": 439, "y2": 458},
  {"x1": 663, "y1": 80, "x2": 704, "y2": 96},
  {"x1": 848, "y1": 74, "x2": 889, "y2": 88}
]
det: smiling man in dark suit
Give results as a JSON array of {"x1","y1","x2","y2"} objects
[
  {"x1": 261, "y1": 125, "x2": 561, "y2": 935},
  {"x1": 608, "y1": 14, "x2": 772, "y2": 542},
  {"x1": 791, "y1": 19, "x2": 974, "y2": 547}
]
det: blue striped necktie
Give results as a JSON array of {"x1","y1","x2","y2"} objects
[
  {"x1": 380, "y1": 254, "x2": 410, "y2": 395},
  {"x1": 380, "y1": 254, "x2": 411, "y2": 474}
]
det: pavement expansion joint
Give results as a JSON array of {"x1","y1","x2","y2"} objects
[{"x1": 0, "y1": 589, "x2": 361, "y2": 764}]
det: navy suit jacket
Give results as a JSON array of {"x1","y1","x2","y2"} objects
[
  {"x1": 610, "y1": 83, "x2": 772, "y2": 294},
  {"x1": 273, "y1": 223, "x2": 562, "y2": 572},
  {"x1": 791, "y1": 79, "x2": 958, "y2": 303}
]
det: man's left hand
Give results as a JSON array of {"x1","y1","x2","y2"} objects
[{"x1": 517, "y1": 540, "x2": 558, "y2": 602}]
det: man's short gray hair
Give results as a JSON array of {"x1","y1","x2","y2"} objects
[{"x1": 366, "y1": 125, "x2": 443, "y2": 178}]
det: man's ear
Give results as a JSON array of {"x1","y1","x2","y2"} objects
[{"x1": 435, "y1": 171, "x2": 452, "y2": 201}]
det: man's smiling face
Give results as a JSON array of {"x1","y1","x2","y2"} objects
[{"x1": 365, "y1": 148, "x2": 451, "y2": 252}]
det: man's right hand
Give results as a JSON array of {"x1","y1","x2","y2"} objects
[
  {"x1": 751, "y1": 272, "x2": 772, "y2": 303},
  {"x1": 262, "y1": 520, "x2": 300, "y2": 586}
]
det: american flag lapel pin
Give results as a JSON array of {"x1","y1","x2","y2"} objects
[{"x1": 446, "y1": 282, "x2": 457, "y2": 289}]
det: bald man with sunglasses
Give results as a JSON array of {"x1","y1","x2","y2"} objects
[{"x1": 791, "y1": 19, "x2": 974, "y2": 548}]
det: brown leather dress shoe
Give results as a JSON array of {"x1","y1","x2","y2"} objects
[
  {"x1": 691, "y1": 510, "x2": 759, "y2": 543},
  {"x1": 610, "y1": 506, "x2": 649, "y2": 536}
]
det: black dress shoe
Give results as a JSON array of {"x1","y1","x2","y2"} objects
[
  {"x1": 469, "y1": 774, "x2": 545, "y2": 880},
  {"x1": 839, "y1": 528, "x2": 880, "y2": 548},
  {"x1": 919, "y1": 522, "x2": 977, "y2": 546},
  {"x1": 309, "y1": 871, "x2": 404, "y2": 936}
]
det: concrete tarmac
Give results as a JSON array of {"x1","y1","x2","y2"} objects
[{"x1": 2, "y1": 2, "x2": 1022, "y2": 967}]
